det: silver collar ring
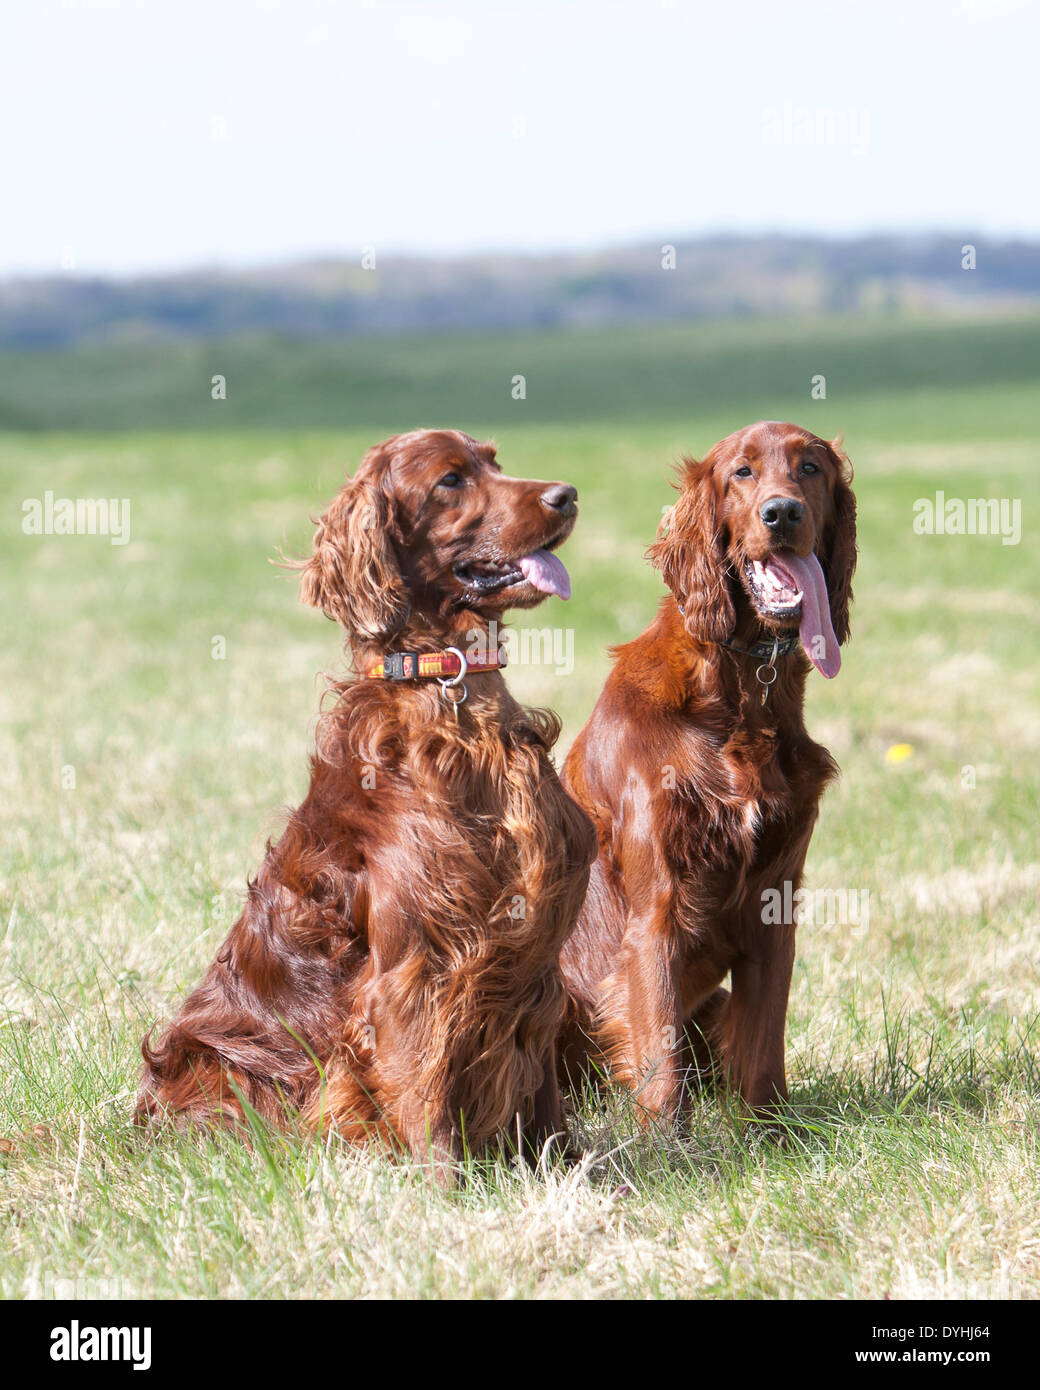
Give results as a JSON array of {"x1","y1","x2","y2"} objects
[
  {"x1": 438, "y1": 646, "x2": 469, "y2": 718},
  {"x1": 755, "y1": 638, "x2": 781, "y2": 705}
]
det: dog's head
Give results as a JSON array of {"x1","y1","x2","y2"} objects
[
  {"x1": 649, "y1": 421, "x2": 856, "y2": 676},
  {"x1": 299, "y1": 430, "x2": 578, "y2": 645}
]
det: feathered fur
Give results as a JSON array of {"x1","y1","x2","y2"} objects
[
  {"x1": 138, "y1": 430, "x2": 595, "y2": 1175},
  {"x1": 559, "y1": 421, "x2": 857, "y2": 1119}
]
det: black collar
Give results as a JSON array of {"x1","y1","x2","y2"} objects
[
  {"x1": 676, "y1": 603, "x2": 801, "y2": 662},
  {"x1": 718, "y1": 634, "x2": 801, "y2": 661}
]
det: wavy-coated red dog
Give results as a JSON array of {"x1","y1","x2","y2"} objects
[
  {"x1": 560, "y1": 421, "x2": 856, "y2": 1120},
  {"x1": 138, "y1": 430, "x2": 595, "y2": 1175}
]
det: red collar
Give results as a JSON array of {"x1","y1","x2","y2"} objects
[{"x1": 364, "y1": 645, "x2": 508, "y2": 682}]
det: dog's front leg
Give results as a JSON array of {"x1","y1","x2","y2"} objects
[
  {"x1": 522, "y1": 1047, "x2": 571, "y2": 1166},
  {"x1": 722, "y1": 924, "x2": 796, "y2": 1115},
  {"x1": 618, "y1": 903, "x2": 685, "y2": 1124}
]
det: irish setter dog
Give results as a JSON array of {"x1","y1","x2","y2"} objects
[
  {"x1": 138, "y1": 430, "x2": 595, "y2": 1175},
  {"x1": 560, "y1": 421, "x2": 856, "y2": 1121}
]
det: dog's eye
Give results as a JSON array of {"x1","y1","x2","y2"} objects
[
  {"x1": 437, "y1": 472, "x2": 463, "y2": 489},
  {"x1": 800, "y1": 461, "x2": 819, "y2": 475},
  {"x1": 734, "y1": 465, "x2": 753, "y2": 479}
]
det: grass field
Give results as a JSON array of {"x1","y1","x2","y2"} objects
[{"x1": 1, "y1": 313, "x2": 1039, "y2": 1298}]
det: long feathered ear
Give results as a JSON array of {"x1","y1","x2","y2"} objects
[
  {"x1": 647, "y1": 455, "x2": 735, "y2": 643},
  {"x1": 298, "y1": 467, "x2": 410, "y2": 644},
  {"x1": 824, "y1": 438, "x2": 857, "y2": 646}
]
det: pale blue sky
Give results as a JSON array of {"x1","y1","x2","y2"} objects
[{"x1": 3, "y1": 0, "x2": 1037, "y2": 276}]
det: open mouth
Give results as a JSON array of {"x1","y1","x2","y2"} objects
[
  {"x1": 453, "y1": 528, "x2": 572, "y2": 600},
  {"x1": 744, "y1": 555, "x2": 804, "y2": 621},
  {"x1": 741, "y1": 548, "x2": 841, "y2": 679}
]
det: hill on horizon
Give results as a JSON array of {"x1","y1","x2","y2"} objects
[{"x1": 1, "y1": 233, "x2": 1037, "y2": 351}]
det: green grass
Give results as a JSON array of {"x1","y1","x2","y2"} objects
[
  {"x1": 2, "y1": 310, "x2": 1040, "y2": 433},
  {"x1": 2, "y1": 313, "x2": 1039, "y2": 1298}
]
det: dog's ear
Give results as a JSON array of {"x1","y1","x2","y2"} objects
[
  {"x1": 299, "y1": 454, "x2": 410, "y2": 643},
  {"x1": 647, "y1": 455, "x2": 734, "y2": 643},
  {"x1": 823, "y1": 437, "x2": 857, "y2": 646}
]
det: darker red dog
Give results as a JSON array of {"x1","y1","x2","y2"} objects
[
  {"x1": 138, "y1": 430, "x2": 595, "y2": 1176},
  {"x1": 560, "y1": 421, "x2": 856, "y2": 1119}
]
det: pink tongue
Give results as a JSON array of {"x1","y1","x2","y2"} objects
[
  {"x1": 768, "y1": 551, "x2": 841, "y2": 678},
  {"x1": 518, "y1": 549, "x2": 571, "y2": 600}
]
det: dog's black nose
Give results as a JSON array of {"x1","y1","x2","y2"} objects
[
  {"x1": 760, "y1": 496, "x2": 805, "y2": 530},
  {"x1": 541, "y1": 483, "x2": 578, "y2": 518}
]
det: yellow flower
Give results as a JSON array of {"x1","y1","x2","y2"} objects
[{"x1": 885, "y1": 743, "x2": 914, "y2": 765}]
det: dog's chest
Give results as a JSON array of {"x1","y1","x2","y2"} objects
[
  {"x1": 669, "y1": 789, "x2": 796, "y2": 879},
  {"x1": 666, "y1": 735, "x2": 836, "y2": 939},
  {"x1": 386, "y1": 742, "x2": 580, "y2": 916}
]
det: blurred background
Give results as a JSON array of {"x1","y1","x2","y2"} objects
[
  {"x1": 2, "y1": 0, "x2": 1039, "y2": 432},
  {"x1": 2, "y1": 0, "x2": 1040, "y2": 1299}
]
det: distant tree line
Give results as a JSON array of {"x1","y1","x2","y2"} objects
[{"x1": 1, "y1": 234, "x2": 1037, "y2": 349}]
